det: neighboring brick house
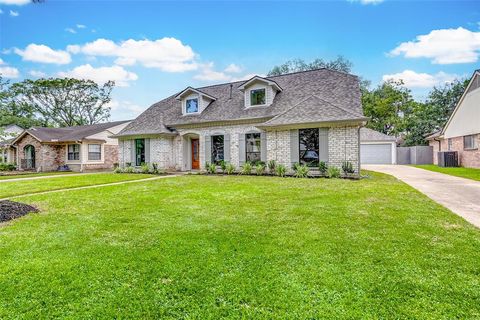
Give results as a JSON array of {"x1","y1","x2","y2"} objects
[
  {"x1": 427, "y1": 69, "x2": 480, "y2": 168},
  {"x1": 10, "y1": 121, "x2": 130, "y2": 172},
  {"x1": 113, "y1": 69, "x2": 368, "y2": 174}
]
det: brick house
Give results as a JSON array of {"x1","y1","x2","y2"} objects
[
  {"x1": 113, "y1": 69, "x2": 368, "y2": 175},
  {"x1": 10, "y1": 121, "x2": 130, "y2": 172},
  {"x1": 0, "y1": 124, "x2": 24, "y2": 164},
  {"x1": 427, "y1": 69, "x2": 480, "y2": 168}
]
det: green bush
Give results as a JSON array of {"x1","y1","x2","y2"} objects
[
  {"x1": 141, "y1": 163, "x2": 150, "y2": 174},
  {"x1": 225, "y1": 163, "x2": 236, "y2": 175},
  {"x1": 327, "y1": 166, "x2": 341, "y2": 178},
  {"x1": 275, "y1": 164, "x2": 287, "y2": 177},
  {"x1": 207, "y1": 162, "x2": 217, "y2": 174},
  {"x1": 125, "y1": 162, "x2": 132, "y2": 167},
  {"x1": 0, "y1": 162, "x2": 16, "y2": 171},
  {"x1": 255, "y1": 163, "x2": 266, "y2": 176},
  {"x1": 292, "y1": 162, "x2": 301, "y2": 172},
  {"x1": 220, "y1": 161, "x2": 227, "y2": 174},
  {"x1": 294, "y1": 164, "x2": 310, "y2": 178},
  {"x1": 151, "y1": 163, "x2": 159, "y2": 174},
  {"x1": 241, "y1": 162, "x2": 253, "y2": 175},
  {"x1": 342, "y1": 161, "x2": 355, "y2": 176},
  {"x1": 267, "y1": 160, "x2": 276, "y2": 174},
  {"x1": 113, "y1": 167, "x2": 124, "y2": 174},
  {"x1": 319, "y1": 161, "x2": 328, "y2": 176},
  {"x1": 124, "y1": 166, "x2": 135, "y2": 173}
]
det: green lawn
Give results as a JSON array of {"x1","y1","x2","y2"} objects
[
  {"x1": 0, "y1": 171, "x2": 77, "y2": 180},
  {"x1": 414, "y1": 164, "x2": 480, "y2": 181},
  {"x1": 0, "y1": 173, "x2": 153, "y2": 198},
  {"x1": 0, "y1": 173, "x2": 479, "y2": 318}
]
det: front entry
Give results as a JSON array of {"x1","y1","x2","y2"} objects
[{"x1": 191, "y1": 139, "x2": 199, "y2": 170}]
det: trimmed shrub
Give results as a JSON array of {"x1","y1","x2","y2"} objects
[
  {"x1": 151, "y1": 163, "x2": 160, "y2": 174},
  {"x1": 220, "y1": 161, "x2": 227, "y2": 174},
  {"x1": 225, "y1": 163, "x2": 236, "y2": 175},
  {"x1": 327, "y1": 166, "x2": 341, "y2": 178},
  {"x1": 124, "y1": 166, "x2": 135, "y2": 173},
  {"x1": 294, "y1": 164, "x2": 310, "y2": 178},
  {"x1": 275, "y1": 164, "x2": 287, "y2": 177},
  {"x1": 267, "y1": 160, "x2": 276, "y2": 174},
  {"x1": 241, "y1": 162, "x2": 253, "y2": 175},
  {"x1": 255, "y1": 163, "x2": 266, "y2": 176},
  {"x1": 207, "y1": 162, "x2": 217, "y2": 174},
  {"x1": 113, "y1": 167, "x2": 124, "y2": 174},
  {"x1": 141, "y1": 163, "x2": 150, "y2": 174},
  {"x1": 319, "y1": 161, "x2": 328, "y2": 176},
  {"x1": 342, "y1": 161, "x2": 355, "y2": 176},
  {"x1": 0, "y1": 163, "x2": 16, "y2": 171}
]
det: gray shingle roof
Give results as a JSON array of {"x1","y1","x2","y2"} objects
[
  {"x1": 117, "y1": 69, "x2": 364, "y2": 137},
  {"x1": 360, "y1": 127, "x2": 396, "y2": 142},
  {"x1": 23, "y1": 121, "x2": 130, "y2": 143}
]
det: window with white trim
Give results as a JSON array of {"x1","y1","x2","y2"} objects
[
  {"x1": 67, "y1": 144, "x2": 80, "y2": 161},
  {"x1": 464, "y1": 135, "x2": 477, "y2": 150},
  {"x1": 250, "y1": 88, "x2": 265, "y2": 106},
  {"x1": 88, "y1": 144, "x2": 101, "y2": 160},
  {"x1": 186, "y1": 98, "x2": 199, "y2": 114}
]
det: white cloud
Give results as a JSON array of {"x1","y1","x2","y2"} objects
[
  {"x1": 382, "y1": 70, "x2": 459, "y2": 88},
  {"x1": 58, "y1": 64, "x2": 138, "y2": 87},
  {"x1": 0, "y1": 0, "x2": 30, "y2": 4},
  {"x1": 194, "y1": 63, "x2": 231, "y2": 81},
  {"x1": 0, "y1": 66, "x2": 20, "y2": 78},
  {"x1": 390, "y1": 27, "x2": 480, "y2": 64},
  {"x1": 65, "y1": 28, "x2": 76, "y2": 34},
  {"x1": 76, "y1": 24, "x2": 86, "y2": 29},
  {"x1": 29, "y1": 70, "x2": 47, "y2": 78},
  {"x1": 15, "y1": 44, "x2": 71, "y2": 64},
  {"x1": 0, "y1": 58, "x2": 3, "y2": 65},
  {"x1": 348, "y1": 0, "x2": 383, "y2": 5},
  {"x1": 224, "y1": 63, "x2": 242, "y2": 73},
  {"x1": 9, "y1": 10, "x2": 19, "y2": 17},
  {"x1": 72, "y1": 37, "x2": 197, "y2": 72},
  {"x1": 107, "y1": 99, "x2": 145, "y2": 119}
]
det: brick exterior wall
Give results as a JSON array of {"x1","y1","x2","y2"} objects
[
  {"x1": 118, "y1": 123, "x2": 361, "y2": 174},
  {"x1": 16, "y1": 134, "x2": 66, "y2": 171},
  {"x1": 82, "y1": 144, "x2": 119, "y2": 171},
  {"x1": 429, "y1": 134, "x2": 480, "y2": 168}
]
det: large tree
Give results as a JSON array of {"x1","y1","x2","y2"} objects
[
  {"x1": 362, "y1": 80, "x2": 417, "y2": 137},
  {"x1": 11, "y1": 78, "x2": 114, "y2": 127},
  {"x1": 0, "y1": 77, "x2": 44, "y2": 129},
  {"x1": 267, "y1": 56, "x2": 353, "y2": 76}
]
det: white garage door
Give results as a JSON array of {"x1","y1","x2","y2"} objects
[{"x1": 361, "y1": 143, "x2": 392, "y2": 164}]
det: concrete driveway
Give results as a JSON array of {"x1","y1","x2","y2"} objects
[{"x1": 363, "y1": 165, "x2": 480, "y2": 228}]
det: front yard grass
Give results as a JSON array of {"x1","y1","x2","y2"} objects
[
  {"x1": 0, "y1": 173, "x2": 153, "y2": 198},
  {"x1": 0, "y1": 173, "x2": 479, "y2": 318},
  {"x1": 414, "y1": 164, "x2": 480, "y2": 182},
  {"x1": 0, "y1": 171, "x2": 76, "y2": 180}
]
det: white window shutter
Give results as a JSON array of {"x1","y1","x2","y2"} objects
[
  {"x1": 260, "y1": 132, "x2": 267, "y2": 162},
  {"x1": 224, "y1": 134, "x2": 230, "y2": 162},
  {"x1": 204, "y1": 135, "x2": 211, "y2": 164},
  {"x1": 238, "y1": 133, "x2": 246, "y2": 165},
  {"x1": 290, "y1": 129, "x2": 299, "y2": 166}
]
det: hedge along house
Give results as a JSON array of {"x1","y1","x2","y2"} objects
[
  {"x1": 113, "y1": 69, "x2": 368, "y2": 174},
  {"x1": 10, "y1": 121, "x2": 130, "y2": 172}
]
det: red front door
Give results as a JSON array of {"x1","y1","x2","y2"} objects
[{"x1": 191, "y1": 139, "x2": 199, "y2": 170}]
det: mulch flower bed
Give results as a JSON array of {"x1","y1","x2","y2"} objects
[{"x1": 0, "y1": 200, "x2": 38, "y2": 223}]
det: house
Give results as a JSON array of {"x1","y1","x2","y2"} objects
[
  {"x1": 10, "y1": 121, "x2": 130, "y2": 172},
  {"x1": 0, "y1": 124, "x2": 24, "y2": 163},
  {"x1": 360, "y1": 127, "x2": 397, "y2": 164},
  {"x1": 426, "y1": 70, "x2": 480, "y2": 168},
  {"x1": 113, "y1": 69, "x2": 368, "y2": 174}
]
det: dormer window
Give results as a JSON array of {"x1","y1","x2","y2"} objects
[
  {"x1": 186, "y1": 98, "x2": 199, "y2": 114},
  {"x1": 250, "y1": 89, "x2": 266, "y2": 106}
]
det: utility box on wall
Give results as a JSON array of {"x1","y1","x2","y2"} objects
[{"x1": 438, "y1": 151, "x2": 458, "y2": 167}]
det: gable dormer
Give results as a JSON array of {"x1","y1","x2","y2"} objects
[
  {"x1": 175, "y1": 87, "x2": 216, "y2": 116},
  {"x1": 237, "y1": 76, "x2": 282, "y2": 108}
]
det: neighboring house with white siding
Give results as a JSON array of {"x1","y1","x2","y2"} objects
[
  {"x1": 0, "y1": 124, "x2": 24, "y2": 164},
  {"x1": 113, "y1": 69, "x2": 368, "y2": 174},
  {"x1": 10, "y1": 121, "x2": 130, "y2": 172},
  {"x1": 427, "y1": 69, "x2": 480, "y2": 168}
]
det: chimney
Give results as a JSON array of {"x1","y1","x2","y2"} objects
[{"x1": 229, "y1": 84, "x2": 233, "y2": 99}]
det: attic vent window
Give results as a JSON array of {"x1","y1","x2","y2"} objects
[
  {"x1": 250, "y1": 89, "x2": 265, "y2": 106},
  {"x1": 186, "y1": 98, "x2": 199, "y2": 113}
]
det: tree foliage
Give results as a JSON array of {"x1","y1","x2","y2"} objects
[
  {"x1": 267, "y1": 56, "x2": 353, "y2": 76},
  {"x1": 11, "y1": 78, "x2": 114, "y2": 127}
]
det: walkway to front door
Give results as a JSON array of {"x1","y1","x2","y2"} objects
[{"x1": 191, "y1": 139, "x2": 199, "y2": 170}]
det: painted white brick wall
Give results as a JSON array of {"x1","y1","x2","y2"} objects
[
  {"x1": 118, "y1": 139, "x2": 132, "y2": 166},
  {"x1": 328, "y1": 126, "x2": 360, "y2": 173},
  {"x1": 150, "y1": 137, "x2": 174, "y2": 169},
  {"x1": 266, "y1": 129, "x2": 291, "y2": 167},
  {"x1": 118, "y1": 124, "x2": 360, "y2": 174}
]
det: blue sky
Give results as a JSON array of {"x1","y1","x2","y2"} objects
[{"x1": 1, "y1": 0, "x2": 479, "y2": 120}]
